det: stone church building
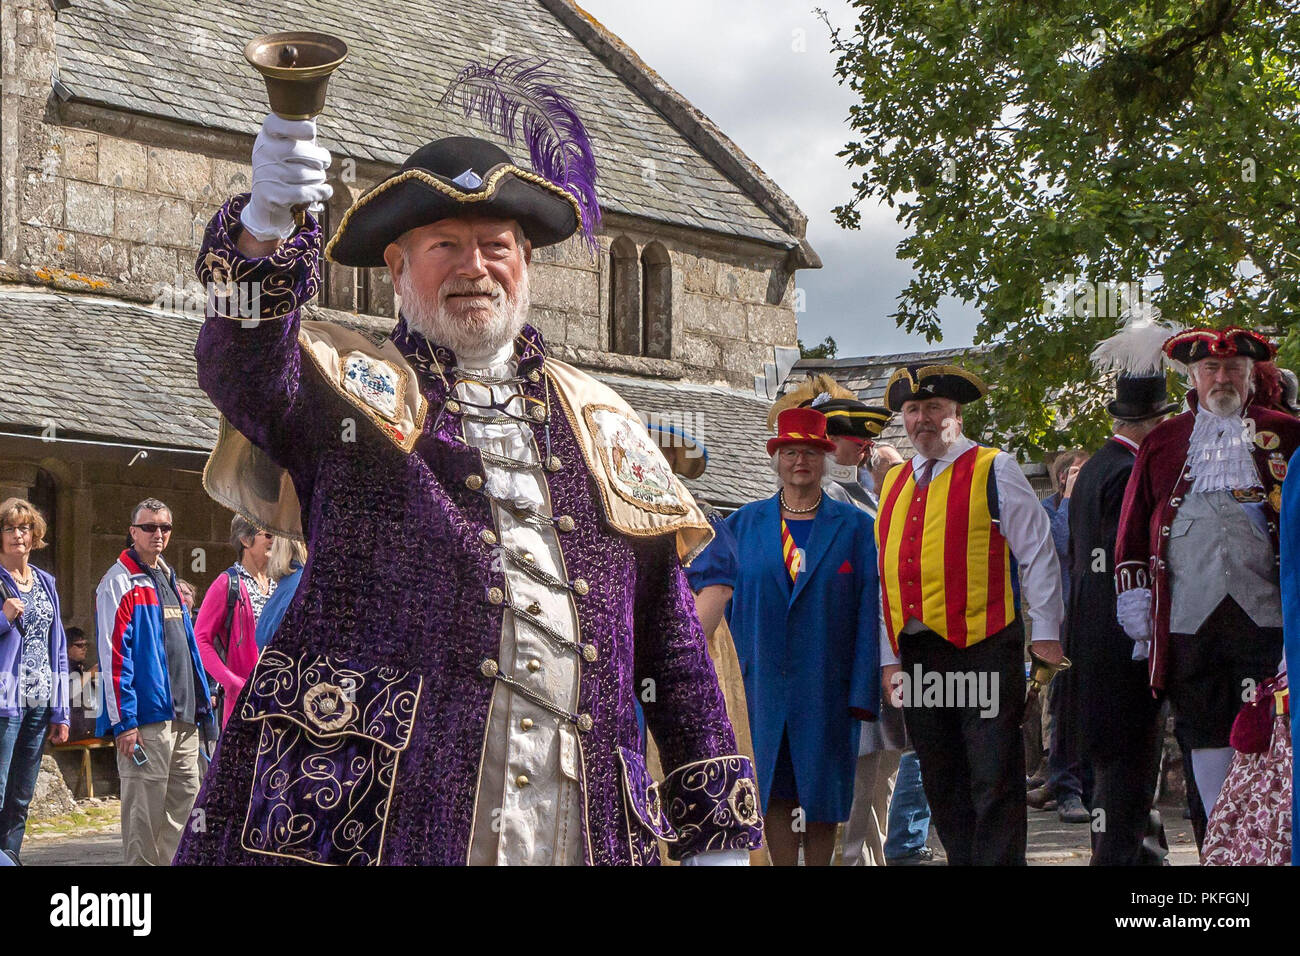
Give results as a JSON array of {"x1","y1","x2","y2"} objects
[{"x1": 0, "y1": 0, "x2": 817, "y2": 654}]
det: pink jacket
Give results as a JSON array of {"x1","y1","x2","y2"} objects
[{"x1": 193, "y1": 571, "x2": 261, "y2": 726}]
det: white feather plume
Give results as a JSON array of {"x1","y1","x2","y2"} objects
[{"x1": 1089, "y1": 303, "x2": 1183, "y2": 376}]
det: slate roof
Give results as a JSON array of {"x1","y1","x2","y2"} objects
[
  {"x1": 53, "y1": 0, "x2": 801, "y2": 248},
  {"x1": 0, "y1": 286, "x2": 777, "y2": 508},
  {"x1": 0, "y1": 287, "x2": 214, "y2": 449}
]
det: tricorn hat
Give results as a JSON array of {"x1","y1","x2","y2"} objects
[
  {"x1": 1162, "y1": 326, "x2": 1276, "y2": 366},
  {"x1": 816, "y1": 398, "x2": 892, "y2": 441},
  {"x1": 326, "y1": 137, "x2": 583, "y2": 267},
  {"x1": 326, "y1": 56, "x2": 601, "y2": 268},
  {"x1": 884, "y1": 364, "x2": 987, "y2": 413}
]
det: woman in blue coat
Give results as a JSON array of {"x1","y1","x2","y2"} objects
[{"x1": 726, "y1": 407, "x2": 880, "y2": 866}]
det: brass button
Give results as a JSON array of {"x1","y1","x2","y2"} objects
[
  {"x1": 445, "y1": 399, "x2": 461, "y2": 414},
  {"x1": 527, "y1": 601, "x2": 542, "y2": 616},
  {"x1": 479, "y1": 529, "x2": 498, "y2": 546},
  {"x1": 486, "y1": 587, "x2": 504, "y2": 605},
  {"x1": 572, "y1": 578, "x2": 589, "y2": 596},
  {"x1": 480, "y1": 659, "x2": 499, "y2": 677},
  {"x1": 516, "y1": 774, "x2": 530, "y2": 787},
  {"x1": 531, "y1": 406, "x2": 546, "y2": 422},
  {"x1": 545, "y1": 456, "x2": 563, "y2": 473},
  {"x1": 466, "y1": 474, "x2": 483, "y2": 490},
  {"x1": 521, "y1": 551, "x2": 535, "y2": 564},
  {"x1": 556, "y1": 515, "x2": 575, "y2": 532},
  {"x1": 527, "y1": 369, "x2": 541, "y2": 383},
  {"x1": 576, "y1": 713, "x2": 593, "y2": 733},
  {"x1": 582, "y1": 644, "x2": 598, "y2": 662},
  {"x1": 520, "y1": 717, "x2": 534, "y2": 730},
  {"x1": 527, "y1": 658, "x2": 541, "y2": 672}
]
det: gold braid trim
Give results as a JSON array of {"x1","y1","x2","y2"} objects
[{"x1": 324, "y1": 164, "x2": 584, "y2": 263}]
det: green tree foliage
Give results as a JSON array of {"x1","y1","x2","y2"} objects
[
  {"x1": 799, "y1": 335, "x2": 840, "y2": 359},
  {"x1": 825, "y1": 0, "x2": 1300, "y2": 456}
]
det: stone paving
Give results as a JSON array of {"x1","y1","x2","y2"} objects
[{"x1": 20, "y1": 797, "x2": 1201, "y2": 867}]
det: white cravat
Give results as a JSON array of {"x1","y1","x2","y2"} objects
[{"x1": 1186, "y1": 405, "x2": 1260, "y2": 493}]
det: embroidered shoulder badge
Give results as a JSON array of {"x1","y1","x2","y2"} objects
[
  {"x1": 1269, "y1": 451, "x2": 1288, "y2": 481},
  {"x1": 583, "y1": 404, "x2": 687, "y2": 515},
  {"x1": 1255, "y1": 430, "x2": 1280, "y2": 451},
  {"x1": 341, "y1": 351, "x2": 405, "y2": 424}
]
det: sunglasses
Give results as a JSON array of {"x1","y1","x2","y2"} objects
[{"x1": 132, "y1": 523, "x2": 173, "y2": 534}]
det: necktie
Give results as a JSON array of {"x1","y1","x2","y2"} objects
[{"x1": 915, "y1": 458, "x2": 936, "y2": 489}]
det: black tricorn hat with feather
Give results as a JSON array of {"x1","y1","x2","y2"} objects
[{"x1": 326, "y1": 56, "x2": 601, "y2": 268}]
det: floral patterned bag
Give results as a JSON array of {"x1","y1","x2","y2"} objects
[{"x1": 1203, "y1": 675, "x2": 1291, "y2": 866}]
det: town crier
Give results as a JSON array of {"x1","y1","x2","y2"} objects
[
  {"x1": 173, "y1": 66, "x2": 762, "y2": 866},
  {"x1": 1115, "y1": 326, "x2": 1300, "y2": 841},
  {"x1": 876, "y1": 364, "x2": 1064, "y2": 865}
]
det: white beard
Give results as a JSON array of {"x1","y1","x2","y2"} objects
[
  {"x1": 1203, "y1": 387, "x2": 1244, "y2": 417},
  {"x1": 396, "y1": 260, "x2": 530, "y2": 362}
]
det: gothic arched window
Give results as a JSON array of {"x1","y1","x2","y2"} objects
[
  {"x1": 609, "y1": 236, "x2": 640, "y2": 355},
  {"x1": 641, "y1": 242, "x2": 672, "y2": 359}
]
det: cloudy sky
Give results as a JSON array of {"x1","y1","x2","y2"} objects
[{"x1": 578, "y1": 0, "x2": 981, "y2": 358}]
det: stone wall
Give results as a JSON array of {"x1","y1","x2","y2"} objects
[
  {"x1": 0, "y1": 0, "x2": 800, "y2": 390},
  {"x1": 0, "y1": 451, "x2": 240, "y2": 649}
]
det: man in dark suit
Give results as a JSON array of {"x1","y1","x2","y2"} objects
[{"x1": 1068, "y1": 373, "x2": 1175, "y2": 864}]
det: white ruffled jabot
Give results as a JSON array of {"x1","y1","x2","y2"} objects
[{"x1": 1185, "y1": 405, "x2": 1261, "y2": 493}]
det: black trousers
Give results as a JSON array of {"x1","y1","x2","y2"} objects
[
  {"x1": 1089, "y1": 709, "x2": 1167, "y2": 865},
  {"x1": 1168, "y1": 597, "x2": 1283, "y2": 749},
  {"x1": 899, "y1": 622, "x2": 1026, "y2": 866}
]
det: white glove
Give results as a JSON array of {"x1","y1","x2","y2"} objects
[
  {"x1": 240, "y1": 113, "x2": 333, "y2": 241},
  {"x1": 1116, "y1": 587, "x2": 1152, "y2": 642},
  {"x1": 1131, "y1": 640, "x2": 1150, "y2": 662}
]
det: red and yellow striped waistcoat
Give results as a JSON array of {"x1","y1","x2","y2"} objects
[{"x1": 875, "y1": 444, "x2": 1014, "y2": 653}]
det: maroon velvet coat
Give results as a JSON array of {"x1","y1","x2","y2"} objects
[{"x1": 1114, "y1": 395, "x2": 1300, "y2": 691}]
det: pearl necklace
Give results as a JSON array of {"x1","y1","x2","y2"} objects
[{"x1": 780, "y1": 489, "x2": 822, "y2": 514}]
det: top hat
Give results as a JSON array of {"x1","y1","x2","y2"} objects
[
  {"x1": 1162, "y1": 326, "x2": 1276, "y2": 365},
  {"x1": 884, "y1": 364, "x2": 988, "y2": 413},
  {"x1": 1107, "y1": 374, "x2": 1178, "y2": 421},
  {"x1": 325, "y1": 136, "x2": 584, "y2": 267},
  {"x1": 767, "y1": 407, "x2": 836, "y2": 456}
]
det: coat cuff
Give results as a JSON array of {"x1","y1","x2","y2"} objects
[
  {"x1": 1115, "y1": 559, "x2": 1149, "y2": 593},
  {"x1": 660, "y1": 754, "x2": 763, "y2": 861},
  {"x1": 195, "y1": 193, "x2": 322, "y2": 321}
]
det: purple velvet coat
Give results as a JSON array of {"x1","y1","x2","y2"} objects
[{"x1": 173, "y1": 195, "x2": 761, "y2": 865}]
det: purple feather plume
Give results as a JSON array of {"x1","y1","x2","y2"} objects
[{"x1": 439, "y1": 56, "x2": 602, "y2": 254}]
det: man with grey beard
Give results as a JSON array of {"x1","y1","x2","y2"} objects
[
  {"x1": 1116, "y1": 327, "x2": 1300, "y2": 845},
  {"x1": 177, "y1": 95, "x2": 761, "y2": 866}
]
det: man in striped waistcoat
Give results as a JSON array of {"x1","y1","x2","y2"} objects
[{"x1": 876, "y1": 364, "x2": 1065, "y2": 865}]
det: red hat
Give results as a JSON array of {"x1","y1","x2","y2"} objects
[
  {"x1": 767, "y1": 407, "x2": 836, "y2": 456},
  {"x1": 1162, "y1": 326, "x2": 1276, "y2": 365}
]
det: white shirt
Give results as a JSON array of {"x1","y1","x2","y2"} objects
[
  {"x1": 879, "y1": 435, "x2": 1064, "y2": 666},
  {"x1": 457, "y1": 341, "x2": 586, "y2": 866}
]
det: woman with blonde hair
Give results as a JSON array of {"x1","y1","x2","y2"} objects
[
  {"x1": 193, "y1": 515, "x2": 277, "y2": 727},
  {"x1": 255, "y1": 536, "x2": 307, "y2": 652},
  {"x1": 0, "y1": 498, "x2": 69, "y2": 862}
]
